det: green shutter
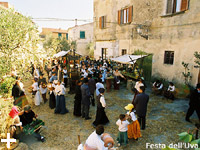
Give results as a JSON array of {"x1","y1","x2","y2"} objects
[
  {"x1": 80, "y1": 31, "x2": 85, "y2": 39},
  {"x1": 58, "y1": 33, "x2": 62, "y2": 38},
  {"x1": 66, "y1": 33, "x2": 68, "y2": 40}
]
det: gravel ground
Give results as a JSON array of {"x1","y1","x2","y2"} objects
[{"x1": 20, "y1": 80, "x2": 198, "y2": 150}]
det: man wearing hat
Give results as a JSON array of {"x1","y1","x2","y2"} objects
[
  {"x1": 81, "y1": 78, "x2": 91, "y2": 120},
  {"x1": 93, "y1": 88, "x2": 109, "y2": 127},
  {"x1": 186, "y1": 83, "x2": 200, "y2": 123}
]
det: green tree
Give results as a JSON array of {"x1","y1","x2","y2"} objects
[
  {"x1": 58, "y1": 37, "x2": 71, "y2": 51},
  {"x1": 0, "y1": 8, "x2": 40, "y2": 77},
  {"x1": 86, "y1": 42, "x2": 94, "y2": 57},
  {"x1": 43, "y1": 34, "x2": 59, "y2": 57}
]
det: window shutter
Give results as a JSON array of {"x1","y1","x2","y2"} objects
[
  {"x1": 166, "y1": 0, "x2": 173, "y2": 14},
  {"x1": 99, "y1": 17, "x2": 102, "y2": 29},
  {"x1": 104, "y1": 16, "x2": 106, "y2": 28},
  {"x1": 181, "y1": 0, "x2": 188, "y2": 11},
  {"x1": 118, "y1": 10, "x2": 121, "y2": 24},
  {"x1": 128, "y1": 6, "x2": 133, "y2": 23}
]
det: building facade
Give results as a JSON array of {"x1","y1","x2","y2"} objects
[
  {"x1": 67, "y1": 23, "x2": 93, "y2": 56},
  {"x1": 40, "y1": 28, "x2": 68, "y2": 39},
  {"x1": 94, "y1": 0, "x2": 200, "y2": 86}
]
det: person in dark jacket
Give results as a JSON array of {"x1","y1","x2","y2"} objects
[
  {"x1": 92, "y1": 88, "x2": 109, "y2": 127},
  {"x1": 73, "y1": 81, "x2": 82, "y2": 116},
  {"x1": 134, "y1": 86, "x2": 149, "y2": 130},
  {"x1": 88, "y1": 74, "x2": 96, "y2": 106},
  {"x1": 81, "y1": 78, "x2": 91, "y2": 120},
  {"x1": 185, "y1": 83, "x2": 200, "y2": 123}
]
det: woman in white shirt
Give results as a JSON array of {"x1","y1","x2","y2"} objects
[
  {"x1": 93, "y1": 88, "x2": 109, "y2": 127},
  {"x1": 31, "y1": 78, "x2": 42, "y2": 106},
  {"x1": 54, "y1": 80, "x2": 69, "y2": 114}
]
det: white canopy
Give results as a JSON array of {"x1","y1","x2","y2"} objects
[
  {"x1": 53, "y1": 50, "x2": 82, "y2": 58},
  {"x1": 110, "y1": 54, "x2": 147, "y2": 64}
]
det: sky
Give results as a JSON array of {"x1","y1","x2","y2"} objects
[{"x1": 5, "y1": 0, "x2": 93, "y2": 31}]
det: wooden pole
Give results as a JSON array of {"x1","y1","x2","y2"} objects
[{"x1": 78, "y1": 135, "x2": 81, "y2": 145}]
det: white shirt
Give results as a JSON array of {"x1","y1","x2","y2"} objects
[
  {"x1": 153, "y1": 82, "x2": 163, "y2": 90},
  {"x1": 127, "y1": 111, "x2": 137, "y2": 121},
  {"x1": 32, "y1": 82, "x2": 39, "y2": 91},
  {"x1": 96, "y1": 83, "x2": 104, "y2": 96},
  {"x1": 116, "y1": 119, "x2": 130, "y2": 132},
  {"x1": 40, "y1": 85, "x2": 47, "y2": 94},
  {"x1": 100, "y1": 95, "x2": 106, "y2": 107},
  {"x1": 18, "y1": 81, "x2": 25, "y2": 92},
  {"x1": 55, "y1": 84, "x2": 66, "y2": 95},
  {"x1": 135, "y1": 81, "x2": 144, "y2": 92},
  {"x1": 85, "y1": 131, "x2": 108, "y2": 150},
  {"x1": 63, "y1": 69, "x2": 68, "y2": 78},
  {"x1": 84, "y1": 71, "x2": 88, "y2": 78},
  {"x1": 168, "y1": 85, "x2": 175, "y2": 92}
]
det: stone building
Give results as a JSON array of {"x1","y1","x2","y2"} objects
[
  {"x1": 40, "y1": 28, "x2": 68, "y2": 39},
  {"x1": 67, "y1": 23, "x2": 94, "y2": 56},
  {"x1": 94, "y1": 0, "x2": 200, "y2": 86}
]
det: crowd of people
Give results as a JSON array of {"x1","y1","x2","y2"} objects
[{"x1": 8, "y1": 56, "x2": 200, "y2": 149}]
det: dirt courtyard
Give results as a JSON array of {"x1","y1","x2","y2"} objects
[{"x1": 19, "y1": 80, "x2": 198, "y2": 150}]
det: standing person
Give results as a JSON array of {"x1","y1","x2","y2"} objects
[
  {"x1": 93, "y1": 88, "x2": 109, "y2": 127},
  {"x1": 88, "y1": 74, "x2": 96, "y2": 106},
  {"x1": 113, "y1": 68, "x2": 126, "y2": 90},
  {"x1": 57, "y1": 64, "x2": 62, "y2": 81},
  {"x1": 96, "y1": 79, "x2": 104, "y2": 97},
  {"x1": 132, "y1": 78, "x2": 144, "y2": 105},
  {"x1": 134, "y1": 86, "x2": 149, "y2": 130},
  {"x1": 63, "y1": 66, "x2": 68, "y2": 88},
  {"x1": 73, "y1": 81, "x2": 82, "y2": 117},
  {"x1": 47, "y1": 82, "x2": 56, "y2": 109},
  {"x1": 54, "y1": 80, "x2": 69, "y2": 114},
  {"x1": 38, "y1": 74, "x2": 47, "y2": 87},
  {"x1": 81, "y1": 78, "x2": 91, "y2": 120},
  {"x1": 116, "y1": 114, "x2": 130, "y2": 146},
  {"x1": 31, "y1": 78, "x2": 42, "y2": 106},
  {"x1": 12, "y1": 80, "x2": 28, "y2": 108},
  {"x1": 105, "y1": 69, "x2": 112, "y2": 92},
  {"x1": 40, "y1": 83, "x2": 48, "y2": 103},
  {"x1": 185, "y1": 83, "x2": 200, "y2": 123},
  {"x1": 124, "y1": 104, "x2": 141, "y2": 140},
  {"x1": 49, "y1": 72, "x2": 57, "y2": 83}
]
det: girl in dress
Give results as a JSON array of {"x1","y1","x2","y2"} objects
[
  {"x1": 31, "y1": 78, "x2": 42, "y2": 106},
  {"x1": 124, "y1": 104, "x2": 141, "y2": 140},
  {"x1": 54, "y1": 80, "x2": 69, "y2": 114},
  {"x1": 116, "y1": 114, "x2": 130, "y2": 146}
]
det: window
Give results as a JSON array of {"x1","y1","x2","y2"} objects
[
  {"x1": 58, "y1": 33, "x2": 62, "y2": 38},
  {"x1": 166, "y1": 0, "x2": 189, "y2": 14},
  {"x1": 102, "y1": 48, "x2": 108, "y2": 60},
  {"x1": 80, "y1": 31, "x2": 85, "y2": 39},
  {"x1": 164, "y1": 51, "x2": 174, "y2": 65},
  {"x1": 66, "y1": 33, "x2": 68, "y2": 40},
  {"x1": 99, "y1": 16, "x2": 106, "y2": 29},
  {"x1": 122, "y1": 49, "x2": 127, "y2": 55},
  {"x1": 118, "y1": 6, "x2": 133, "y2": 24}
]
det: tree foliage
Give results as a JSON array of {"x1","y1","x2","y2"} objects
[
  {"x1": 194, "y1": 51, "x2": 200, "y2": 66},
  {"x1": 43, "y1": 35, "x2": 77, "y2": 57},
  {"x1": 0, "y1": 8, "x2": 40, "y2": 77}
]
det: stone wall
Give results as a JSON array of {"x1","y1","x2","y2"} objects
[
  {"x1": 68, "y1": 23, "x2": 94, "y2": 56},
  {"x1": 94, "y1": 0, "x2": 200, "y2": 86}
]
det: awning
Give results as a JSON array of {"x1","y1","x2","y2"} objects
[
  {"x1": 53, "y1": 50, "x2": 82, "y2": 58},
  {"x1": 110, "y1": 54, "x2": 147, "y2": 64}
]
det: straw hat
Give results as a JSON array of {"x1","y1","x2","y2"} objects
[{"x1": 124, "y1": 104, "x2": 134, "y2": 111}]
